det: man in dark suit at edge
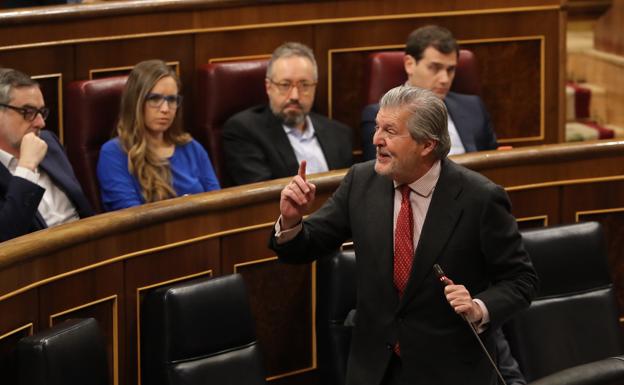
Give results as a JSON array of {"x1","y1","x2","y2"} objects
[
  {"x1": 361, "y1": 25, "x2": 498, "y2": 161},
  {"x1": 0, "y1": 68, "x2": 93, "y2": 242},
  {"x1": 223, "y1": 42, "x2": 352, "y2": 186},
  {"x1": 270, "y1": 86, "x2": 537, "y2": 385}
]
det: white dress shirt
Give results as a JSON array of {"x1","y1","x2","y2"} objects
[
  {"x1": 447, "y1": 115, "x2": 466, "y2": 155},
  {"x1": 392, "y1": 160, "x2": 440, "y2": 251},
  {"x1": 283, "y1": 116, "x2": 329, "y2": 175}
]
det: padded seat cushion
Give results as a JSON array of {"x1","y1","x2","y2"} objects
[{"x1": 18, "y1": 318, "x2": 108, "y2": 385}]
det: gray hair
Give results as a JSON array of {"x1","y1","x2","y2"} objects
[
  {"x1": 266, "y1": 42, "x2": 318, "y2": 81},
  {"x1": 0, "y1": 68, "x2": 38, "y2": 105},
  {"x1": 379, "y1": 86, "x2": 451, "y2": 159}
]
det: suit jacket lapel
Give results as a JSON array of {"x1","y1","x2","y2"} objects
[
  {"x1": 37, "y1": 157, "x2": 66, "y2": 227},
  {"x1": 33, "y1": 211, "x2": 46, "y2": 229},
  {"x1": 445, "y1": 93, "x2": 477, "y2": 152},
  {"x1": 401, "y1": 159, "x2": 464, "y2": 303},
  {"x1": 0, "y1": 163, "x2": 11, "y2": 193},
  {"x1": 264, "y1": 107, "x2": 299, "y2": 172},
  {"x1": 39, "y1": 155, "x2": 72, "y2": 200},
  {"x1": 372, "y1": 176, "x2": 399, "y2": 306}
]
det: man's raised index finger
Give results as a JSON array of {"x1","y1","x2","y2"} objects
[{"x1": 298, "y1": 160, "x2": 307, "y2": 181}]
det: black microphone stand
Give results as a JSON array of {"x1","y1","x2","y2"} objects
[{"x1": 433, "y1": 264, "x2": 508, "y2": 385}]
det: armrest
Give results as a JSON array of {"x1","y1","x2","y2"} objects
[{"x1": 529, "y1": 356, "x2": 624, "y2": 385}]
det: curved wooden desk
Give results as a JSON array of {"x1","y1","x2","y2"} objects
[{"x1": 1, "y1": 140, "x2": 624, "y2": 385}]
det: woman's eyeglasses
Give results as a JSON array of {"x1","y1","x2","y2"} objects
[{"x1": 145, "y1": 93, "x2": 183, "y2": 109}]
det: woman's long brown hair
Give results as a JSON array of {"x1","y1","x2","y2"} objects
[{"x1": 116, "y1": 60, "x2": 191, "y2": 203}]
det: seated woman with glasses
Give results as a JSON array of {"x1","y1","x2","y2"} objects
[{"x1": 97, "y1": 59, "x2": 220, "y2": 211}]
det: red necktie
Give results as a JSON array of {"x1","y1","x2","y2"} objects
[
  {"x1": 394, "y1": 185, "x2": 413, "y2": 298},
  {"x1": 393, "y1": 185, "x2": 413, "y2": 355}
]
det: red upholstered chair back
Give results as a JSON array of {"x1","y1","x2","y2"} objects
[
  {"x1": 364, "y1": 49, "x2": 481, "y2": 105},
  {"x1": 197, "y1": 59, "x2": 269, "y2": 185},
  {"x1": 65, "y1": 76, "x2": 127, "y2": 213}
]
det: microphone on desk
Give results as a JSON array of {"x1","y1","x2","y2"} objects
[{"x1": 433, "y1": 264, "x2": 508, "y2": 385}]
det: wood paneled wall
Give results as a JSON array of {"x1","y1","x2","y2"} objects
[
  {"x1": 0, "y1": 0, "x2": 564, "y2": 159},
  {"x1": 1, "y1": 139, "x2": 624, "y2": 385},
  {"x1": 594, "y1": 0, "x2": 624, "y2": 55}
]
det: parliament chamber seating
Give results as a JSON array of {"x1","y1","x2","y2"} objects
[
  {"x1": 505, "y1": 221, "x2": 624, "y2": 382},
  {"x1": 316, "y1": 248, "x2": 357, "y2": 385},
  {"x1": 528, "y1": 356, "x2": 624, "y2": 385},
  {"x1": 316, "y1": 222, "x2": 624, "y2": 385},
  {"x1": 65, "y1": 76, "x2": 128, "y2": 213},
  {"x1": 197, "y1": 59, "x2": 269, "y2": 185},
  {"x1": 17, "y1": 318, "x2": 109, "y2": 385},
  {"x1": 140, "y1": 273, "x2": 266, "y2": 385},
  {"x1": 363, "y1": 49, "x2": 482, "y2": 106}
]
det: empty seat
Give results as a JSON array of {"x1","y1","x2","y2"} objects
[
  {"x1": 141, "y1": 273, "x2": 266, "y2": 385},
  {"x1": 528, "y1": 356, "x2": 624, "y2": 385},
  {"x1": 316, "y1": 249, "x2": 357, "y2": 385},
  {"x1": 196, "y1": 60, "x2": 268, "y2": 185},
  {"x1": 17, "y1": 318, "x2": 109, "y2": 385},
  {"x1": 506, "y1": 222, "x2": 623, "y2": 381}
]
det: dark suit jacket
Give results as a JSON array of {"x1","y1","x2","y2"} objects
[
  {"x1": 270, "y1": 159, "x2": 538, "y2": 385},
  {"x1": 361, "y1": 92, "x2": 498, "y2": 160},
  {"x1": 0, "y1": 130, "x2": 93, "y2": 242},
  {"x1": 223, "y1": 104, "x2": 353, "y2": 185}
]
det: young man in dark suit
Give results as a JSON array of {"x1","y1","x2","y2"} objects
[
  {"x1": 223, "y1": 42, "x2": 352, "y2": 186},
  {"x1": 271, "y1": 86, "x2": 537, "y2": 385},
  {"x1": 0, "y1": 68, "x2": 93, "y2": 242},
  {"x1": 361, "y1": 25, "x2": 498, "y2": 161}
]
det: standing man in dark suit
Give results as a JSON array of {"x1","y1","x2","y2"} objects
[
  {"x1": 361, "y1": 25, "x2": 498, "y2": 161},
  {"x1": 270, "y1": 86, "x2": 537, "y2": 385},
  {"x1": 363, "y1": 24, "x2": 525, "y2": 385},
  {"x1": 0, "y1": 68, "x2": 93, "y2": 242},
  {"x1": 223, "y1": 42, "x2": 352, "y2": 185}
]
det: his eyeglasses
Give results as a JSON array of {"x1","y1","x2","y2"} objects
[
  {"x1": 268, "y1": 79, "x2": 317, "y2": 95},
  {"x1": 0, "y1": 103, "x2": 50, "y2": 122},
  {"x1": 145, "y1": 93, "x2": 183, "y2": 109}
]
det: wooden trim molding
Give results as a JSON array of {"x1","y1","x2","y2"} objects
[
  {"x1": 49, "y1": 295, "x2": 119, "y2": 385},
  {"x1": 31, "y1": 73, "x2": 63, "y2": 144},
  {"x1": 89, "y1": 61, "x2": 180, "y2": 79},
  {"x1": 575, "y1": 207, "x2": 624, "y2": 222},
  {"x1": 516, "y1": 215, "x2": 549, "y2": 227},
  {"x1": 0, "y1": 323, "x2": 33, "y2": 342},
  {"x1": 0, "y1": 3, "x2": 561, "y2": 51}
]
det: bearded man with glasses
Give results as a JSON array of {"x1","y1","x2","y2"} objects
[
  {"x1": 223, "y1": 42, "x2": 353, "y2": 186},
  {"x1": 0, "y1": 68, "x2": 93, "y2": 242}
]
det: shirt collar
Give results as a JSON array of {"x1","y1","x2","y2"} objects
[
  {"x1": 394, "y1": 160, "x2": 441, "y2": 198},
  {"x1": 283, "y1": 115, "x2": 315, "y2": 140},
  {"x1": 0, "y1": 148, "x2": 17, "y2": 172}
]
